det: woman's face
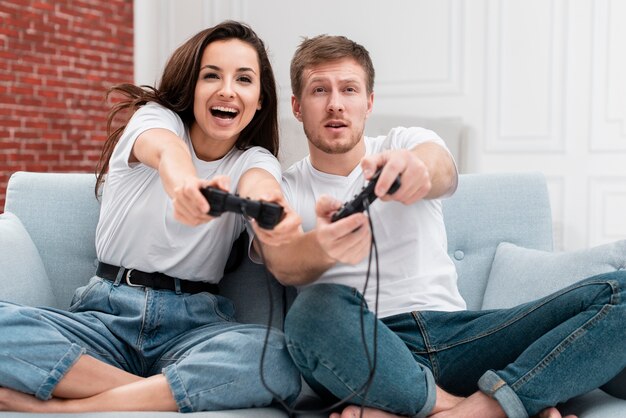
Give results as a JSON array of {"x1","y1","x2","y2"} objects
[{"x1": 191, "y1": 38, "x2": 262, "y2": 160}]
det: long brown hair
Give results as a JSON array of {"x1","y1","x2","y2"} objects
[{"x1": 95, "y1": 20, "x2": 279, "y2": 195}]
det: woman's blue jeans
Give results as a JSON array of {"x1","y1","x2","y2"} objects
[
  {"x1": 0, "y1": 276, "x2": 301, "y2": 412},
  {"x1": 284, "y1": 271, "x2": 626, "y2": 417}
]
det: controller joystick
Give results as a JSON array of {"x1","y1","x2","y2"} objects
[{"x1": 331, "y1": 169, "x2": 401, "y2": 222}]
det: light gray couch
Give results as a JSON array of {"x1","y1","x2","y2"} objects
[{"x1": 1, "y1": 171, "x2": 625, "y2": 417}]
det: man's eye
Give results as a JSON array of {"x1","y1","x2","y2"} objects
[{"x1": 314, "y1": 87, "x2": 325, "y2": 93}]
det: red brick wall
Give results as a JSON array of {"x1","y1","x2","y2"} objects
[{"x1": 0, "y1": 0, "x2": 133, "y2": 211}]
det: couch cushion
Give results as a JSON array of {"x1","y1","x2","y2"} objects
[
  {"x1": 482, "y1": 240, "x2": 626, "y2": 309},
  {"x1": 561, "y1": 389, "x2": 626, "y2": 417},
  {"x1": 442, "y1": 173, "x2": 553, "y2": 310},
  {"x1": 0, "y1": 212, "x2": 57, "y2": 307},
  {"x1": 219, "y1": 233, "x2": 287, "y2": 329}
]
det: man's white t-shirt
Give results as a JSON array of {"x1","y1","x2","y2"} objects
[
  {"x1": 96, "y1": 102, "x2": 281, "y2": 283},
  {"x1": 282, "y1": 127, "x2": 467, "y2": 318}
]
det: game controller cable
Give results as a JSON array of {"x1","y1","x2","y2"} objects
[
  {"x1": 255, "y1": 203, "x2": 380, "y2": 418},
  {"x1": 253, "y1": 170, "x2": 401, "y2": 417}
]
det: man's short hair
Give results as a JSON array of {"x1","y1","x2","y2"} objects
[{"x1": 290, "y1": 35, "x2": 375, "y2": 99}]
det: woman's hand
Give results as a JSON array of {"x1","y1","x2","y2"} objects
[
  {"x1": 171, "y1": 175, "x2": 230, "y2": 226},
  {"x1": 251, "y1": 191, "x2": 302, "y2": 247}
]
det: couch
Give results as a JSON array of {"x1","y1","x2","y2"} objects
[{"x1": 1, "y1": 170, "x2": 625, "y2": 418}]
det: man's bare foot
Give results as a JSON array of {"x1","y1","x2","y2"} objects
[
  {"x1": 429, "y1": 391, "x2": 505, "y2": 418},
  {"x1": 535, "y1": 406, "x2": 577, "y2": 418},
  {"x1": 329, "y1": 405, "x2": 401, "y2": 418},
  {"x1": 429, "y1": 386, "x2": 465, "y2": 414},
  {"x1": 327, "y1": 386, "x2": 466, "y2": 418}
]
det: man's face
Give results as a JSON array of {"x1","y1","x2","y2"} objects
[{"x1": 292, "y1": 58, "x2": 373, "y2": 155}]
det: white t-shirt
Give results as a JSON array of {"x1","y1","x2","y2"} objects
[
  {"x1": 96, "y1": 102, "x2": 281, "y2": 283},
  {"x1": 282, "y1": 127, "x2": 467, "y2": 318}
]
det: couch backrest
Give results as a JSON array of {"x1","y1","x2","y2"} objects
[
  {"x1": 443, "y1": 172, "x2": 553, "y2": 309},
  {"x1": 5, "y1": 171, "x2": 554, "y2": 315},
  {"x1": 5, "y1": 172, "x2": 100, "y2": 309}
]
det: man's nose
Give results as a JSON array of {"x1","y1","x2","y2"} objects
[{"x1": 327, "y1": 91, "x2": 344, "y2": 113}]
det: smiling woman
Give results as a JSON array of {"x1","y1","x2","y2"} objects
[
  {"x1": 0, "y1": 20, "x2": 302, "y2": 414},
  {"x1": 190, "y1": 38, "x2": 264, "y2": 160}
]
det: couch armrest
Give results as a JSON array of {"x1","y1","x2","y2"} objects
[{"x1": 5, "y1": 172, "x2": 101, "y2": 309}]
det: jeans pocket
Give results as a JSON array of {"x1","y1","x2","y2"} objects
[
  {"x1": 68, "y1": 277, "x2": 103, "y2": 312},
  {"x1": 211, "y1": 293, "x2": 236, "y2": 322},
  {"x1": 184, "y1": 292, "x2": 235, "y2": 323}
]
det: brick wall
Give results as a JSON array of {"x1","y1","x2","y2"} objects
[{"x1": 0, "y1": 0, "x2": 133, "y2": 211}]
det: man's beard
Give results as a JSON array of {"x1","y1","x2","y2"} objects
[{"x1": 305, "y1": 126, "x2": 364, "y2": 155}]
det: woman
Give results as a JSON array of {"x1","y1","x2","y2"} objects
[{"x1": 0, "y1": 21, "x2": 301, "y2": 413}]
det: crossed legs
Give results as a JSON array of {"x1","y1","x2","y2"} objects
[
  {"x1": 0, "y1": 354, "x2": 177, "y2": 413},
  {"x1": 286, "y1": 272, "x2": 626, "y2": 418}
]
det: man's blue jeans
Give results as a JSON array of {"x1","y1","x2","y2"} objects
[
  {"x1": 284, "y1": 271, "x2": 626, "y2": 417},
  {"x1": 0, "y1": 276, "x2": 301, "y2": 412}
]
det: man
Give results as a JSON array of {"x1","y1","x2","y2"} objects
[{"x1": 259, "y1": 35, "x2": 626, "y2": 418}]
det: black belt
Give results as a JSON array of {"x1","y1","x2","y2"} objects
[{"x1": 96, "y1": 262, "x2": 219, "y2": 295}]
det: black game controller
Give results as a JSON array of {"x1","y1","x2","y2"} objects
[
  {"x1": 331, "y1": 170, "x2": 401, "y2": 222},
  {"x1": 200, "y1": 187, "x2": 284, "y2": 230}
]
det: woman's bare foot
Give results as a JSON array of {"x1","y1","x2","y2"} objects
[{"x1": 0, "y1": 387, "x2": 68, "y2": 413}]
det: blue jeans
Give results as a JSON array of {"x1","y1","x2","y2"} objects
[
  {"x1": 0, "y1": 276, "x2": 301, "y2": 412},
  {"x1": 284, "y1": 271, "x2": 626, "y2": 418}
]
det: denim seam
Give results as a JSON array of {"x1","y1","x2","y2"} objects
[
  {"x1": 479, "y1": 370, "x2": 528, "y2": 418},
  {"x1": 511, "y1": 302, "x2": 614, "y2": 391},
  {"x1": 426, "y1": 280, "x2": 614, "y2": 352},
  {"x1": 287, "y1": 339, "x2": 396, "y2": 412},
  {"x1": 411, "y1": 365, "x2": 437, "y2": 418},
  {"x1": 134, "y1": 288, "x2": 150, "y2": 374},
  {"x1": 163, "y1": 364, "x2": 194, "y2": 412},
  {"x1": 411, "y1": 311, "x2": 440, "y2": 381},
  {"x1": 35, "y1": 343, "x2": 85, "y2": 400}
]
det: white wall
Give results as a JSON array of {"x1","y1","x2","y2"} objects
[{"x1": 134, "y1": 0, "x2": 626, "y2": 251}]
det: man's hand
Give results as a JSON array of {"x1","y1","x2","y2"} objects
[
  {"x1": 314, "y1": 195, "x2": 371, "y2": 265},
  {"x1": 361, "y1": 149, "x2": 432, "y2": 205},
  {"x1": 172, "y1": 175, "x2": 230, "y2": 226}
]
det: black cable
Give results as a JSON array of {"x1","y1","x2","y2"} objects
[
  {"x1": 356, "y1": 199, "x2": 380, "y2": 418},
  {"x1": 248, "y1": 200, "x2": 381, "y2": 417}
]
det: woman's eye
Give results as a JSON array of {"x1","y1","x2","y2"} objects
[
  {"x1": 203, "y1": 73, "x2": 219, "y2": 80},
  {"x1": 238, "y1": 75, "x2": 252, "y2": 83}
]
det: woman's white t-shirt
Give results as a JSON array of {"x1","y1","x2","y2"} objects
[{"x1": 96, "y1": 102, "x2": 281, "y2": 283}]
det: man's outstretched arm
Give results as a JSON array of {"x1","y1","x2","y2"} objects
[{"x1": 257, "y1": 196, "x2": 371, "y2": 287}]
